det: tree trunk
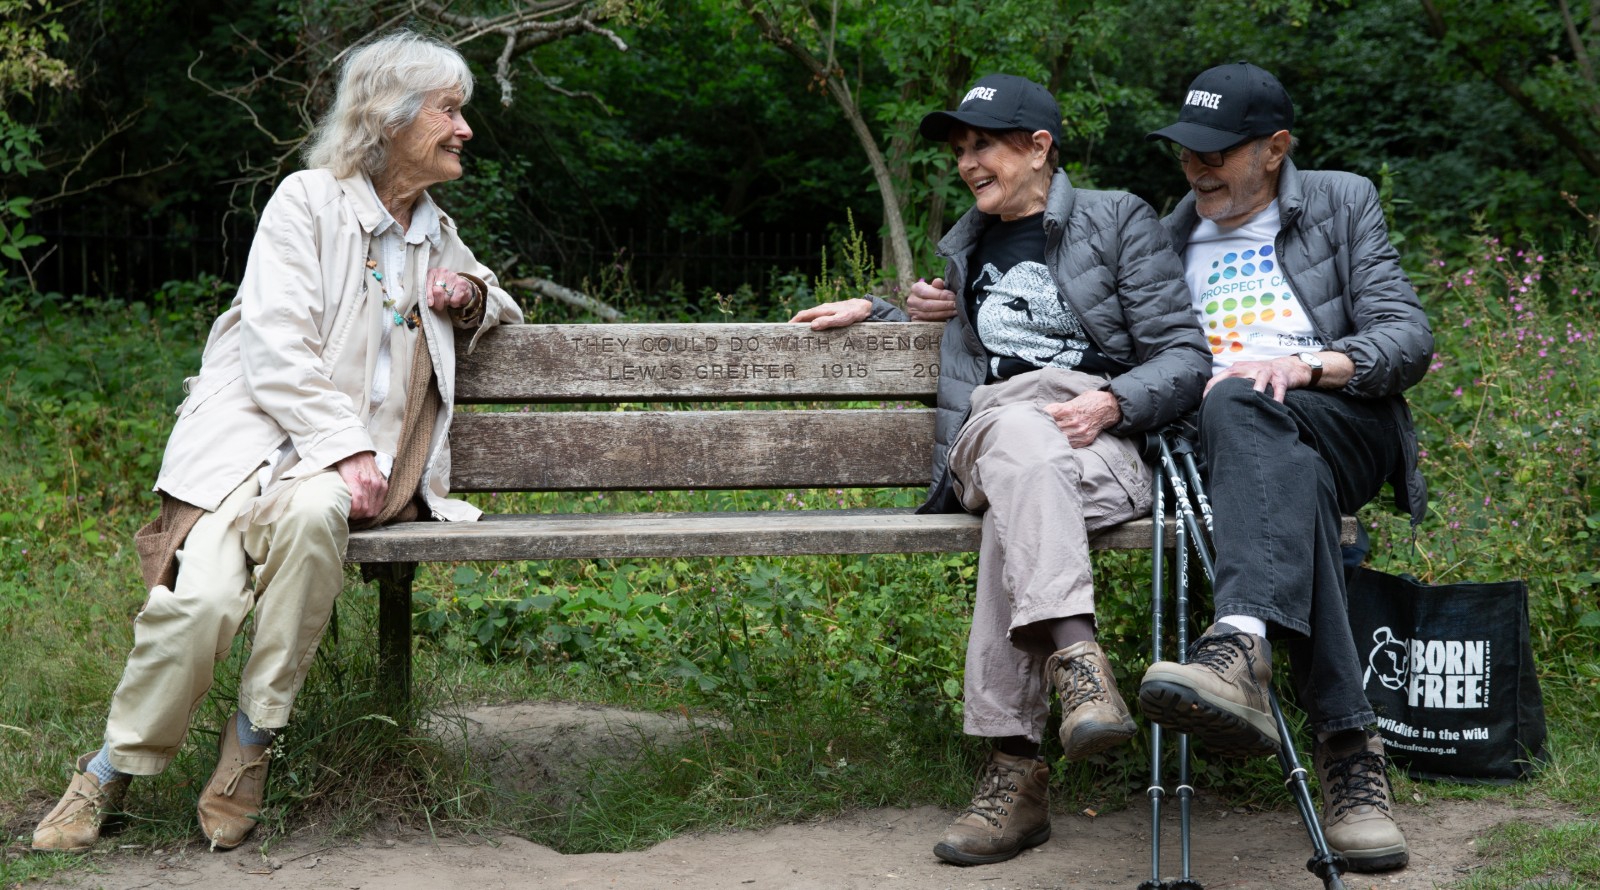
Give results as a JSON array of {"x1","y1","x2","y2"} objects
[{"x1": 739, "y1": 1, "x2": 916, "y2": 293}]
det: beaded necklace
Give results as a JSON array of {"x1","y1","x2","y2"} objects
[{"x1": 367, "y1": 258, "x2": 420, "y2": 330}]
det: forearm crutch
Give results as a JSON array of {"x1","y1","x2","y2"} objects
[
  {"x1": 1142, "y1": 434, "x2": 1202, "y2": 890},
  {"x1": 1155, "y1": 432, "x2": 1350, "y2": 890}
]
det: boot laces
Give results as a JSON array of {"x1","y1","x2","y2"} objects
[
  {"x1": 962, "y1": 760, "x2": 1021, "y2": 827},
  {"x1": 221, "y1": 748, "x2": 273, "y2": 797},
  {"x1": 1187, "y1": 630, "x2": 1254, "y2": 677},
  {"x1": 1052, "y1": 652, "x2": 1109, "y2": 711},
  {"x1": 1326, "y1": 747, "x2": 1391, "y2": 818}
]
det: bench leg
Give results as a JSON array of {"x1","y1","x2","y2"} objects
[{"x1": 362, "y1": 562, "x2": 417, "y2": 724}]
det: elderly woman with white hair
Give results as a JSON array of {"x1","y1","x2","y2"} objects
[{"x1": 31, "y1": 30, "x2": 521, "y2": 853}]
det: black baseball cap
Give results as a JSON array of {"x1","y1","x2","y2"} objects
[
  {"x1": 1147, "y1": 62, "x2": 1294, "y2": 152},
  {"x1": 919, "y1": 74, "x2": 1061, "y2": 147}
]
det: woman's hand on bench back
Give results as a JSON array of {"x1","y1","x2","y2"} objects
[{"x1": 790, "y1": 297, "x2": 875, "y2": 330}]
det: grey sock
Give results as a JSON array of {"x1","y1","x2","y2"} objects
[
  {"x1": 86, "y1": 744, "x2": 130, "y2": 785},
  {"x1": 235, "y1": 712, "x2": 277, "y2": 748}
]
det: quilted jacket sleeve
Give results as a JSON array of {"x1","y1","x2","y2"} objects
[
  {"x1": 1326, "y1": 176, "x2": 1434, "y2": 398},
  {"x1": 1103, "y1": 196, "x2": 1212, "y2": 435}
]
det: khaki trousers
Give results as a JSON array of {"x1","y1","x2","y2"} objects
[
  {"x1": 104, "y1": 471, "x2": 351, "y2": 775},
  {"x1": 949, "y1": 368, "x2": 1152, "y2": 742}
]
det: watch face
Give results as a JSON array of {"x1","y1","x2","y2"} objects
[{"x1": 1298, "y1": 351, "x2": 1323, "y2": 368}]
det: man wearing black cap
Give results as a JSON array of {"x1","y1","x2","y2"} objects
[{"x1": 1138, "y1": 62, "x2": 1433, "y2": 874}]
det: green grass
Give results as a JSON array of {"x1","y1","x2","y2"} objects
[{"x1": 4, "y1": 240, "x2": 1600, "y2": 889}]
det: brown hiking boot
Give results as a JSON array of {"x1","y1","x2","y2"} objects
[
  {"x1": 1316, "y1": 731, "x2": 1409, "y2": 872},
  {"x1": 933, "y1": 750, "x2": 1050, "y2": 866},
  {"x1": 1137, "y1": 622, "x2": 1281, "y2": 756},
  {"x1": 196, "y1": 713, "x2": 273, "y2": 851},
  {"x1": 1048, "y1": 640, "x2": 1137, "y2": 760},
  {"x1": 31, "y1": 752, "x2": 130, "y2": 853}
]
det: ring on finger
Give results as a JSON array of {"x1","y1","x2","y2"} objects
[{"x1": 436, "y1": 279, "x2": 449, "y2": 290}]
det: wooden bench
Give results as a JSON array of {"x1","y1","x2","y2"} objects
[{"x1": 344, "y1": 321, "x2": 1350, "y2": 712}]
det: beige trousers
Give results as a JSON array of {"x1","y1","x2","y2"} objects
[
  {"x1": 949, "y1": 368, "x2": 1152, "y2": 742},
  {"x1": 104, "y1": 471, "x2": 351, "y2": 775}
]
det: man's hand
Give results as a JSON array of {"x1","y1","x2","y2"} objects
[
  {"x1": 907, "y1": 278, "x2": 958, "y2": 322},
  {"x1": 1042, "y1": 390, "x2": 1122, "y2": 448},
  {"x1": 335, "y1": 451, "x2": 388, "y2": 520},
  {"x1": 789, "y1": 298, "x2": 873, "y2": 330},
  {"x1": 1203, "y1": 351, "x2": 1353, "y2": 401}
]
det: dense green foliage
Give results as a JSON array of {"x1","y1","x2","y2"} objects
[{"x1": 5, "y1": 0, "x2": 1598, "y2": 300}]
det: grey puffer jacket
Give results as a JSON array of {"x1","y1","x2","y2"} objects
[
  {"x1": 1162, "y1": 159, "x2": 1433, "y2": 524},
  {"x1": 869, "y1": 169, "x2": 1211, "y2": 514}
]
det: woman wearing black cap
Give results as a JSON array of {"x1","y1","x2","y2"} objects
[{"x1": 793, "y1": 74, "x2": 1209, "y2": 866}]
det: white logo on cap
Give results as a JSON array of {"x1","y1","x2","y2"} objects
[
  {"x1": 963, "y1": 86, "x2": 998, "y2": 103},
  {"x1": 1185, "y1": 90, "x2": 1222, "y2": 110}
]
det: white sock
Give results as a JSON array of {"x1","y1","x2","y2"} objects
[{"x1": 1218, "y1": 615, "x2": 1268, "y2": 638}]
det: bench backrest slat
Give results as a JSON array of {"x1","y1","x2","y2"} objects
[
  {"x1": 449, "y1": 409, "x2": 936, "y2": 491},
  {"x1": 456, "y1": 322, "x2": 947, "y2": 403}
]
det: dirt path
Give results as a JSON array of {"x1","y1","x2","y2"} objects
[{"x1": 24, "y1": 703, "x2": 1562, "y2": 890}]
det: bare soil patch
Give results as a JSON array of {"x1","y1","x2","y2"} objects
[{"x1": 21, "y1": 703, "x2": 1566, "y2": 890}]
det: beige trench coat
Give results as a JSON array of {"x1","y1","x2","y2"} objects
[{"x1": 154, "y1": 169, "x2": 522, "y2": 520}]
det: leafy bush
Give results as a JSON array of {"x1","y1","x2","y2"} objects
[{"x1": 1368, "y1": 236, "x2": 1600, "y2": 728}]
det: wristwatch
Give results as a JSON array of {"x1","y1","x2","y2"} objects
[{"x1": 1296, "y1": 351, "x2": 1324, "y2": 386}]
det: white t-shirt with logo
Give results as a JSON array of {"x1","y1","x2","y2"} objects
[{"x1": 1183, "y1": 201, "x2": 1324, "y2": 372}]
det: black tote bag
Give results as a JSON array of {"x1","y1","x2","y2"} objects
[{"x1": 1345, "y1": 566, "x2": 1548, "y2": 783}]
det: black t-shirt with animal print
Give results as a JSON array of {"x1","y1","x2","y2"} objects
[{"x1": 964, "y1": 213, "x2": 1116, "y2": 382}]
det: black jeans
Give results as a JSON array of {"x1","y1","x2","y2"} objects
[{"x1": 1199, "y1": 378, "x2": 1404, "y2": 735}]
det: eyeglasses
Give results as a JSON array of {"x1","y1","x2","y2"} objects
[{"x1": 1166, "y1": 139, "x2": 1256, "y2": 168}]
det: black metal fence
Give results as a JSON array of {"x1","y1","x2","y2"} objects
[{"x1": 29, "y1": 209, "x2": 829, "y2": 302}]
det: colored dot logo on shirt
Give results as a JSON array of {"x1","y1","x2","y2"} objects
[
  {"x1": 1242, "y1": 311, "x2": 1256, "y2": 325},
  {"x1": 1242, "y1": 295, "x2": 1256, "y2": 308},
  {"x1": 1207, "y1": 242, "x2": 1274, "y2": 294},
  {"x1": 1261, "y1": 308, "x2": 1276, "y2": 322},
  {"x1": 1206, "y1": 300, "x2": 1219, "y2": 314},
  {"x1": 1223, "y1": 314, "x2": 1238, "y2": 328},
  {"x1": 1223, "y1": 297, "x2": 1238, "y2": 311},
  {"x1": 1261, "y1": 292, "x2": 1276, "y2": 306}
]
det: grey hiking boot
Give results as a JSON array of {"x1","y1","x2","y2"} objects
[
  {"x1": 31, "y1": 752, "x2": 130, "y2": 853},
  {"x1": 1048, "y1": 640, "x2": 1137, "y2": 760},
  {"x1": 933, "y1": 750, "x2": 1050, "y2": 866},
  {"x1": 1317, "y1": 730, "x2": 1408, "y2": 872},
  {"x1": 1137, "y1": 621, "x2": 1281, "y2": 756}
]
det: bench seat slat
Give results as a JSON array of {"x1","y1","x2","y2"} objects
[
  {"x1": 347, "y1": 512, "x2": 1359, "y2": 564},
  {"x1": 450, "y1": 409, "x2": 936, "y2": 491}
]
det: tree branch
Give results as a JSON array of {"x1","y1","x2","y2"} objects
[
  {"x1": 738, "y1": 0, "x2": 915, "y2": 289},
  {"x1": 504, "y1": 275, "x2": 624, "y2": 320},
  {"x1": 1420, "y1": 0, "x2": 1600, "y2": 178}
]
